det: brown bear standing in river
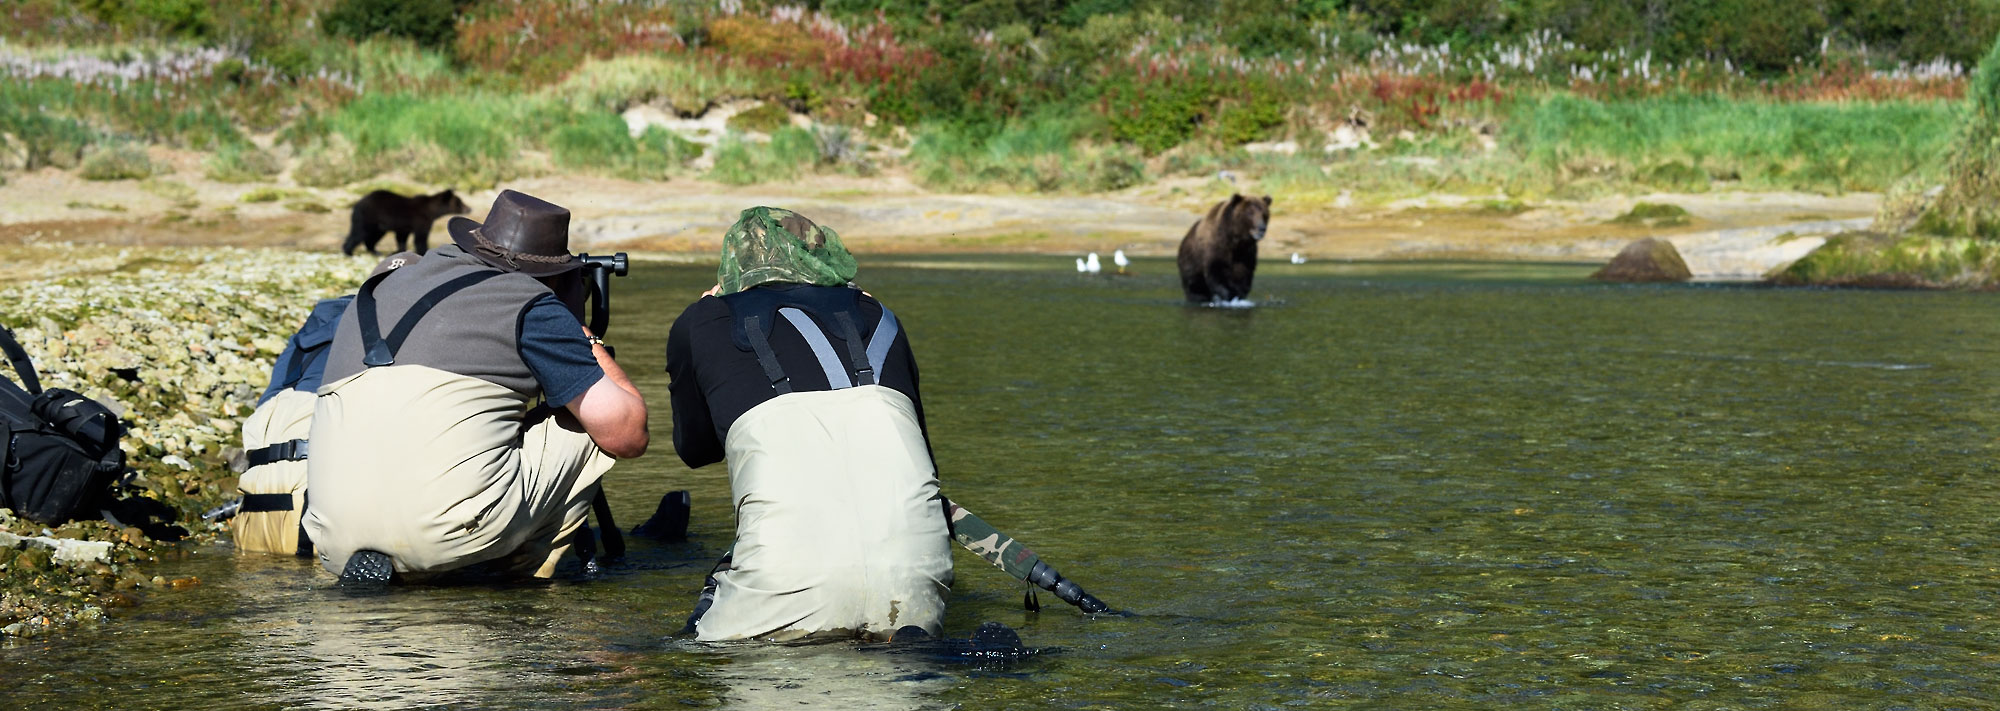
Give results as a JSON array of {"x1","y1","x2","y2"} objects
[
  {"x1": 341, "y1": 189, "x2": 469, "y2": 256},
  {"x1": 1176, "y1": 193, "x2": 1272, "y2": 304}
]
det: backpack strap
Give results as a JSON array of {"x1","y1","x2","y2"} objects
[
  {"x1": 245, "y1": 438, "x2": 309, "y2": 467},
  {"x1": 357, "y1": 270, "x2": 502, "y2": 367},
  {"x1": 31, "y1": 389, "x2": 121, "y2": 463},
  {"x1": 0, "y1": 326, "x2": 42, "y2": 396}
]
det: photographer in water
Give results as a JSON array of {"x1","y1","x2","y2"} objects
[
  {"x1": 667, "y1": 206, "x2": 951, "y2": 641},
  {"x1": 304, "y1": 189, "x2": 648, "y2": 584}
]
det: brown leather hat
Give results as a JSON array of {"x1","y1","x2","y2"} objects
[{"x1": 447, "y1": 190, "x2": 584, "y2": 276}]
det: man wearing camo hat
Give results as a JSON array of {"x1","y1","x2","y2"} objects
[{"x1": 666, "y1": 206, "x2": 951, "y2": 641}]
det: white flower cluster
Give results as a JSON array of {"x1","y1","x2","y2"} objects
[
  {"x1": 0, "y1": 38, "x2": 361, "y2": 93},
  {"x1": 0, "y1": 246, "x2": 367, "y2": 470},
  {"x1": 1106, "y1": 26, "x2": 1967, "y2": 87}
]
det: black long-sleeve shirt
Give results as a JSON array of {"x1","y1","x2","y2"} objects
[{"x1": 664, "y1": 284, "x2": 930, "y2": 470}]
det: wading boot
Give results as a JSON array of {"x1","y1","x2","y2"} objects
[
  {"x1": 633, "y1": 490, "x2": 691, "y2": 542},
  {"x1": 338, "y1": 549, "x2": 395, "y2": 589}
]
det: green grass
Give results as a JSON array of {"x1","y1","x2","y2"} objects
[
  {"x1": 907, "y1": 114, "x2": 1147, "y2": 193},
  {"x1": 707, "y1": 128, "x2": 819, "y2": 185},
  {"x1": 239, "y1": 187, "x2": 308, "y2": 203},
  {"x1": 543, "y1": 55, "x2": 761, "y2": 115},
  {"x1": 203, "y1": 144, "x2": 282, "y2": 183},
  {"x1": 1510, "y1": 94, "x2": 1960, "y2": 195}
]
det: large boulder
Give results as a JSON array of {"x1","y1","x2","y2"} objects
[{"x1": 1592, "y1": 237, "x2": 1693, "y2": 283}]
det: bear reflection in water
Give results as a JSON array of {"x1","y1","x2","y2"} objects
[{"x1": 1176, "y1": 193, "x2": 1273, "y2": 305}]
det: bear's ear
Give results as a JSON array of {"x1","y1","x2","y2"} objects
[
  {"x1": 1227, "y1": 193, "x2": 1245, "y2": 209},
  {"x1": 1262, "y1": 195, "x2": 1273, "y2": 207}
]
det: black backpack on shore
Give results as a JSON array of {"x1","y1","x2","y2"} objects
[{"x1": 0, "y1": 325, "x2": 127, "y2": 525}]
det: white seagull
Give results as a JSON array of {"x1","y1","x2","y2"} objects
[
  {"x1": 1085, "y1": 253, "x2": 1102, "y2": 274},
  {"x1": 1075, "y1": 257, "x2": 1087, "y2": 272},
  {"x1": 1290, "y1": 252, "x2": 1307, "y2": 264},
  {"x1": 1113, "y1": 249, "x2": 1130, "y2": 272}
]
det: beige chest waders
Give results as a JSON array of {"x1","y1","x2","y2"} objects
[{"x1": 692, "y1": 305, "x2": 953, "y2": 641}]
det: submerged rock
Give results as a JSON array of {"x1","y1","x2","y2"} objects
[{"x1": 1592, "y1": 238, "x2": 1693, "y2": 283}]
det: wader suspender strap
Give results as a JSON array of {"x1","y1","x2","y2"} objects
[
  {"x1": 830, "y1": 311, "x2": 874, "y2": 386},
  {"x1": 778, "y1": 308, "x2": 854, "y2": 389},
  {"x1": 743, "y1": 315, "x2": 792, "y2": 395},
  {"x1": 747, "y1": 305, "x2": 902, "y2": 393},
  {"x1": 0, "y1": 326, "x2": 42, "y2": 395},
  {"x1": 865, "y1": 307, "x2": 900, "y2": 378},
  {"x1": 357, "y1": 270, "x2": 503, "y2": 367}
]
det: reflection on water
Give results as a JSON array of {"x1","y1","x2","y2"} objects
[
  {"x1": 8, "y1": 257, "x2": 2000, "y2": 709},
  {"x1": 691, "y1": 640, "x2": 959, "y2": 711}
]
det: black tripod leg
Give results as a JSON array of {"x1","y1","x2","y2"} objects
[{"x1": 593, "y1": 489, "x2": 625, "y2": 560}]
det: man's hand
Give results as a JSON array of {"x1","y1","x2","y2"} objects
[
  {"x1": 702, "y1": 284, "x2": 721, "y2": 298},
  {"x1": 568, "y1": 326, "x2": 648, "y2": 458}
]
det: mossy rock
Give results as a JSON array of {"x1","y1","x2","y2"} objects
[
  {"x1": 1610, "y1": 202, "x2": 1691, "y2": 227},
  {"x1": 727, "y1": 102, "x2": 792, "y2": 135},
  {"x1": 1592, "y1": 237, "x2": 1693, "y2": 283},
  {"x1": 1770, "y1": 231, "x2": 2000, "y2": 289}
]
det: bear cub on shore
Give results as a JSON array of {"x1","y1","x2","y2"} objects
[
  {"x1": 1176, "y1": 193, "x2": 1273, "y2": 304},
  {"x1": 341, "y1": 189, "x2": 469, "y2": 256}
]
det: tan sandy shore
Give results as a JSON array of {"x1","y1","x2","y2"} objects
[{"x1": 0, "y1": 163, "x2": 1880, "y2": 278}]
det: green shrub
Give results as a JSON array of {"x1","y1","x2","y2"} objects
[
  {"x1": 1912, "y1": 32, "x2": 2000, "y2": 238},
  {"x1": 204, "y1": 145, "x2": 283, "y2": 183},
  {"x1": 78, "y1": 145, "x2": 159, "y2": 181},
  {"x1": 83, "y1": 0, "x2": 213, "y2": 38},
  {"x1": 322, "y1": 0, "x2": 456, "y2": 50},
  {"x1": 1103, "y1": 77, "x2": 1217, "y2": 155},
  {"x1": 1215, "y1": 90, "x2": 1287, "y2": 145},
  {"x1": 0, "y1": 109, "x2": 93, "y2": 170}
]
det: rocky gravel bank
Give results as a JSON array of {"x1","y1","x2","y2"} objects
[{"x1": 0, "y1": 245, "x2": 366, "y2": 638}]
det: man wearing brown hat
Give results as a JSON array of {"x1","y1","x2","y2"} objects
[{"x1": 303, "y1": 190, "x2": 649, "y2": 583}]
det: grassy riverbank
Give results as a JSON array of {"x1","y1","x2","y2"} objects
[{"x1": 0, "y1": 2, "x2": 1975, "y2": 204}]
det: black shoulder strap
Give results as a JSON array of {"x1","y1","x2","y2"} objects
[
  {"x1": 742, "y1": 315, "x2": 792, "y2": 395},
  {"x1": 358, "y1": 270, "x2": 502, "y2": 367},
  {"x1": 831, "y1": 311, "x2": 874, "y2": 386},
  {"x1": 0, "y1": 326, "x2": 42, "y2": 396}
]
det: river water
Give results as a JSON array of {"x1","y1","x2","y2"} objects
[{"x1": 7, "y1": 256, "x2": 2000, "y2": 709}]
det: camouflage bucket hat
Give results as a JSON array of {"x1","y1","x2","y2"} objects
[{"x1": 716, "y1": 206, "x2": 857, "y2": 295}]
